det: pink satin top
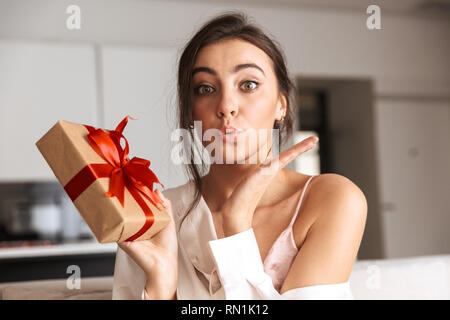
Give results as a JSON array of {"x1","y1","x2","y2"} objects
[{"x1": 262, "y1": 174, "x2": 315, "y2": 292}]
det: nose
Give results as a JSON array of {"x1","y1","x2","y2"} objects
[{"x1": 216, "y1": 89, "x2": 238, "y2": 120}]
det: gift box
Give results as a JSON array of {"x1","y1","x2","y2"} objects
[{"x1": 35, "y1": 116, "x2": 171, "y2": 243}]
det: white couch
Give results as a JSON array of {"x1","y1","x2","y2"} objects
[{"x1": 1, "y1": 254, "x2": 449, "y2": 300}]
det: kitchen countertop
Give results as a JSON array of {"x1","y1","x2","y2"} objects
[{"x1": 0, "y1": 241, "x2": 117, "y2": 260}]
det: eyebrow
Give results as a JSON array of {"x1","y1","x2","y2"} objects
[{"x1": 192, "y1": 63, "x2": 266, "y2": 77}]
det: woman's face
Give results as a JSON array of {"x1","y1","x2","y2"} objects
[{"x1": 191, "y1": 38, "x2": 287, "y2": 164}]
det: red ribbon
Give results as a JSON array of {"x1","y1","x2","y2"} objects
[{"x1": 63, "y1": 116, "x2": 165, "y2": 242}]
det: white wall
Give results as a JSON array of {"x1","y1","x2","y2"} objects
[{"x1": 1, "y1": 0, "x2": 449, "y2": 97}]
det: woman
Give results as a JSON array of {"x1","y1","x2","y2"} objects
[{"x1": 112, "y1": 11, "x2": 367, "y2": 300}]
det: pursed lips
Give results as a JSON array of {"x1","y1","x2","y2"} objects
[
  {"x1": 220, "y1": 126, "x2": 244, "y2": 135},
  {"x1": 219, "y1": 126, "x2": 247, "y2": 143}
]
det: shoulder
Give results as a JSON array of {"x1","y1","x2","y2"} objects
[
  {"x1": 285, "y1": 170, "x2": 365, "y2": 200},
  {"x1": 309, "y1": 173, "x2": 367, "y2": 215},
  {"x1": 306, "y1": 173, "x2": 367, "y2": 235},
  {"x1": 284, "y1": 171, "x2": 367, "y2": 235}
]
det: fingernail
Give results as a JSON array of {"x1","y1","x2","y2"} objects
[{"x1": 156, "y1": 189, "x2": 165, "y2": 200}]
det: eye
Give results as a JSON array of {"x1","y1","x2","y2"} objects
[
  {"x1": 195, "y1": 85, "x2": 215, "y2": 95},
  {"x1": 240, "y1": 80, "x2": 259, "y2": 91}
]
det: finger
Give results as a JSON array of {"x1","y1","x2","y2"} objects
[
  {"x1": 280, "y1": 136, "x2": 318, "y2": 167},
  {"x1": 118, "y1": 238, "x2": 157, "y2": 255},
  {"x1": 262, "y1": 136, "x2": 318, "y2": 173},
  {"x1": 155, "y1": 189, "x2": 169, "y2": 208},
  {"x1": 117, "y1": 239, "x2": 142, "y2": 250},
  {"x1": 156, "y1": 190, "x2": 173, "y2": 217},
  {"x1": 118, "y1": 241, "x2": 157, "y2": 270},
  {"x1": 155, "y1": 189, "x2": 175, "y2": 221},
  {"x1": 117, "y1": 241, "x2": 135, "y2": 254}
]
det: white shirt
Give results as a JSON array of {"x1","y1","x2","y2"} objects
[{"x1": 112, "y1": 180, "x2": 354, "y2": 300}]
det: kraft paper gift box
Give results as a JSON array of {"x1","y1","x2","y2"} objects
[{"x1": 35, "y1": 116, "x2": 171, "y2": 243}]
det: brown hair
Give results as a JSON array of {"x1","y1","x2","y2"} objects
[{"x1": 176, "y1": 10, "x2": 295, "y2": 231}]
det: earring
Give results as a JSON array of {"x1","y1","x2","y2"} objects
[{"x1": 274, "y1": 117, "x2": 283, "y2": 129}]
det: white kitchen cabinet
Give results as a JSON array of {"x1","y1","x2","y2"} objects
[
  {"x1": 0, "y1": 39, "x2": 98, "y2": 181},
  {"x1": 101, "y1": 46, "x2": 186, "y2": 189},
  {"x1": 375, "y1": 98, "x2": 450, "y2": 258}
]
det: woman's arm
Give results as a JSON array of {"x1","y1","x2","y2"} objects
[
  {"x1": 208, "y1": 174, "x2": 367, "y2": 300},
  {"x1": 113, "y1": 241, "x2": 178, "y2": 300},
  {"x1": 280, "y1": 174, "x2": 367, "y2": 294}
]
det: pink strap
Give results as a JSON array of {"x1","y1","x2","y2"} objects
[{"x1": 288, "y1": 175, "x2": 315, "y2": 227}]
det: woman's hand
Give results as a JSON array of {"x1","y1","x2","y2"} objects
[
  {"x1": 220, "y1": 136, "x2": 319, "y2": 237},
  {"x1": 117, "y1": 189, "x2": 178, "y2": 300}
]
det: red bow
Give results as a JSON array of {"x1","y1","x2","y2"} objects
[{"x1": 86, "y1": 116, "x2": 164, "y2": 207}]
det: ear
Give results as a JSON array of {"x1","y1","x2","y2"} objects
[{"x1": 276, "y1": 92, "x2": 288, "y2": 120}]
